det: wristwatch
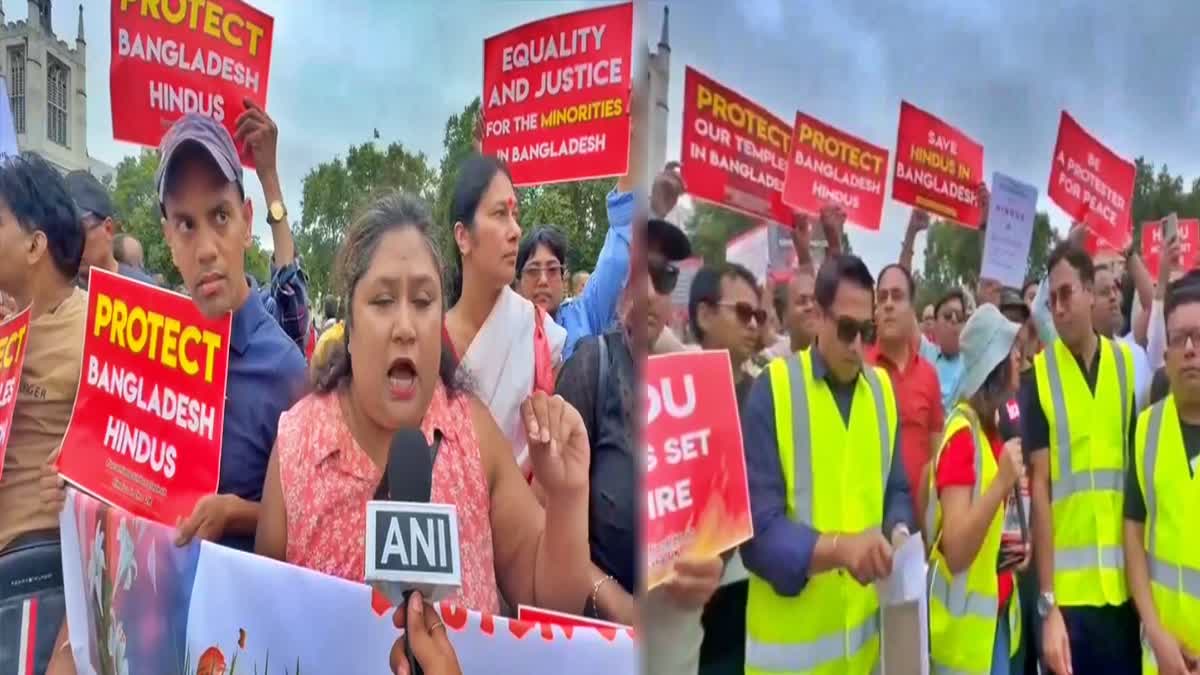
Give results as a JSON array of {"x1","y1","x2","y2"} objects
[
  {"x1": 1037, "y1": 591, "x2": 1056, "y2": 618},
  {"x1": 266, "y1": 200, "x2": 288, "y2": 225}
]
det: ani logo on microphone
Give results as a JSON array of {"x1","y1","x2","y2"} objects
[{"x1": 365, "y1": 501, "x2": 462, "y2": 587}]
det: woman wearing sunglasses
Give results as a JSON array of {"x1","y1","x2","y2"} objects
[{"x1": 927, "y1": 304, "x2": 1030, "y2": 675}]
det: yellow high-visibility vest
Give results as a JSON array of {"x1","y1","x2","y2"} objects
[
  {"x1": 926, "y1": 403, "x2": 1021, "y2": 675},
  {"x1": 1032, "y1": 336, "x2": 1132, "y2": 607},
  {"x1": 1134, "y1": 395, "x2": 1200, "y2": 674},
  {"x1": 745, "y1": 349, "x2": 897, "y2": 675}
]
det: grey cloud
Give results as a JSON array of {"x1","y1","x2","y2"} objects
[{"x1": 653, "y1": 0, "x2": 1200, "y2": 272}]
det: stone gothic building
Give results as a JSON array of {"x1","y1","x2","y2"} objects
[{"x1": 0, "y1": 0, "x2": 112, "y2": 179}]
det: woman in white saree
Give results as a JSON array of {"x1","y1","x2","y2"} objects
[{"x1": 442, "y1": 154, "x2": 567, "y2": 478}]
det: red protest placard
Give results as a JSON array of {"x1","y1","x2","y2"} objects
[
  {"x1": 110, "y1": 0, "x2": 274, "y2": 167},
  {"x1": 1048, "y1": 112, "x2": 1136, "y2": 251},
  {"x1": 681, "y1": 67, "x2": 792, "y2": 224},
  {"x1": 644, "y1": 350, "x2": 751, "y2": 589},
  {"x1": 783, "y1": 111, "x2": 888, "y2": 231},
  {"x1": 1141, "y1": 219, "x2": 1200, "y2": 278},
  {"x1": 56, "y1": 269, "x2": 231, "y2": 525},
  {"x1": 892, "y1": 101, "x2": 985, "y2": 228},
  {"x1": 0, "y1": 306, "x2": 31, "y2": 476},
  {"x1": 482, "y1": 2, "x2": 632, "y2": 187}
]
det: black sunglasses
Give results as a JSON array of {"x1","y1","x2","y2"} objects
[
  {"x1": 833, "y1": 315, "x2": 876, "y2": 344},
  {"x1": 649, "y1": 259, "x2": 680, "y2": 295},
  {"x1": 719, "y1": 302, "x2": 768, "y2": 326}
]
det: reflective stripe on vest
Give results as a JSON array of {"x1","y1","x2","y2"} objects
[
  {"x1": 1142, "y1": 400, "x2": 1200, "y2": 604},
  {"x1": 928, "y1": 410, "x2": 996, "y2": 622},
  {"x1": 1043, "y1": 339, "x2": 1129, "y2": 501},
  {"x1": 745, "y1": 353, "x2": 892, "y2": 675},
  {"x1": 785, "y1": 356, "x2": 891, "y2": 524},
  {"x1": 746, "y1": 614, "x2": 880, "y2": 673}
]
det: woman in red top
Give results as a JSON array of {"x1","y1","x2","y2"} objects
[
  {"x1": 255, "y1": 193, "x2": 618, "y2": 620},
  {"x1": 931, "y1": 303, "x2": 1030, "y2": 674}
]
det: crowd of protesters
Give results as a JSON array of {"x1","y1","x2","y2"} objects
[
  {"x1": 0, "y1": 84, "x2": 641, "y2": 674},
  {"x1": 644, "y1": 168, "x2": 1200, "y2": 675}
]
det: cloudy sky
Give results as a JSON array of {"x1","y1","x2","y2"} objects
[
  {"x1": 38, "y1": 0, "x2": 640, "y2": 247},
  {"x1": 647, "y1": 0, "x2": 1200, "y2": 274}
]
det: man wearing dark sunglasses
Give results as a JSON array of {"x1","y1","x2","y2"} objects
[
  {"x1": 640, "y1": 216, "x2": 729, "y2": 675},
  {"x1": 740, "y1": 254, "x2": 914, "y2": 674},
  {"x1": 647, "y1": 217, "x2": 690, "y2": 349},
  {"x1": 689, "y1": 263, "x2": 766, "y2": 402},
  {"x1": 921, "y1": 288, "x2": 968, "y2": 413}
]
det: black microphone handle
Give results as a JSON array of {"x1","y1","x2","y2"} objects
[
  {"x1": 1014, "y1": 484, "x2": 1029, "y2": 544},
  {"x1": 403, "y1": 589, "x2": 424, "y2": 675}
]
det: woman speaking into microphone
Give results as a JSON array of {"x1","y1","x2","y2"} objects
[
  {"x1": 926, "y1": 303, "x2": 1030, "y2": 675},
  {"x1": 255, "y1": 192, "x2": 607, "y2": 618}
]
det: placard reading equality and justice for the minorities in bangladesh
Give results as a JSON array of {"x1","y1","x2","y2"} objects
[
  {"x1": 892, "y1": 101, "x2": 985, "y2": 228},
  {"x1": 109, "y1": 0, "x2": 275, "y2": 167},
  {"x1": 681, "y1": 67, "x2": 793, "y2": 225},
  {"x1": 644, "y1": 351, "x2": 751, "y2": 589},
  {"x1": 56, "y1": 269, "x2": 231, "y2": 526},
  {"x1": 482, "y1": 2, "x2": 632, "y2": 186},
  {"x1": 0, "y1": 306, "x2": 30, "y2": 477},
  {"x1": 782, "y1": 111, "x2": 889, "y2": 231}
]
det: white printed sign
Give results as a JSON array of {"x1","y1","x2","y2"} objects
[{"x1": 980, "y1": 172, "x2": 1039, "y2": 288}]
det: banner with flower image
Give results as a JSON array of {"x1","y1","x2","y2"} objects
[{"x1": 60, "y1": 488, "x2": 637, "y2": 674}]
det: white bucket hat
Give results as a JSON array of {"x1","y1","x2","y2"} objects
[{"x1": 952, "y1": 303, "x2": 1021, "y2": 403}]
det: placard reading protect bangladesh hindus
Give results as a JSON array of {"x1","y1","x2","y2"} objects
[
  {"x1": 782, "y1": 111, "x2": 888, "y2": 230},
  {"x1": 482, "y1": 2, "x2": 632, "y2": 186},
  {"x1": 57, "y1": 269, "x2": 231, "y2": 525},
  {"x1": 110, "y1": 0, "x2": 275, "y2": 167},
  {"x1": 0, "y1": 306, "x2": 30, "y2": 477}
]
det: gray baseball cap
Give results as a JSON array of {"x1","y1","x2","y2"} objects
[
  {"x1": 65, "y1": 170, "x2": 114, "y2": 220},
  {"x1": 155, "y1": 114, "x2": 243, "y2": 212}
]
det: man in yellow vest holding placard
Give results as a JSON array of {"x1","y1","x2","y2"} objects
[
  {"x1": 739, "y1": 254, "x2": 914, "y2": 675},
  {"x1": 1020, "y1": 242, "x2": 1141, "y2": 674},
  {"x1": 1125, "y1": 271, "x2": 1200, "y2": 675}
]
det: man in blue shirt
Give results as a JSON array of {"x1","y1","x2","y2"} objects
[
  {"x1": 740, "y1": 254, "x2": 915, "y2": 597},
  {"x1": 920, "y1": 288, "x2": 967, "y2": 413},
  {"x1": 556, "y1": 185, "x2": 633, "y2": 362},
  {"x1": 154, "y1": 112, "x2": 307, "y2": 552}
]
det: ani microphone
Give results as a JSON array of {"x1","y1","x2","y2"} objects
[{"x1": 365, "y1": 428, "x2": 460, "y2": 675}]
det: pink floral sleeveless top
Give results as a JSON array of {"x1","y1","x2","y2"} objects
[{"x1": 276, "y1": 382, "x2": 500, "y2": 614}]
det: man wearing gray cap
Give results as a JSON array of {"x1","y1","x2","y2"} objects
[
  {"x1": 64, "y1": 169, "x2": 156, "y2": 288},
  {"x1": 147, "y1": 111, "x2": 307, "y2": 554}
]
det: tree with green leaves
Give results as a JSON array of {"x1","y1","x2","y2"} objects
[
  {"x1": 912, "y1": 157, "x2": 1200, "y2": 309},
  {"x1": 294, "y1": 142, "x2": 437, "y2": 300},
  {"x1": 300, "y1": 97, "x2": 618, "y2": 300},
  {"x1": 914, "y1": 212, "x2": 1055, "y2": 308},
  {"x1": 108, "y1": 150, "x2": 272, "y2": 287}
]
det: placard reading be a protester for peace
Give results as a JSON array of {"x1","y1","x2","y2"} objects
[
  {"x1": 57, "y1": 269, "x2": 231, "y2": 526},
  {"x1": 482, "y1": 2, "x2": 632, "y2": 186}
]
